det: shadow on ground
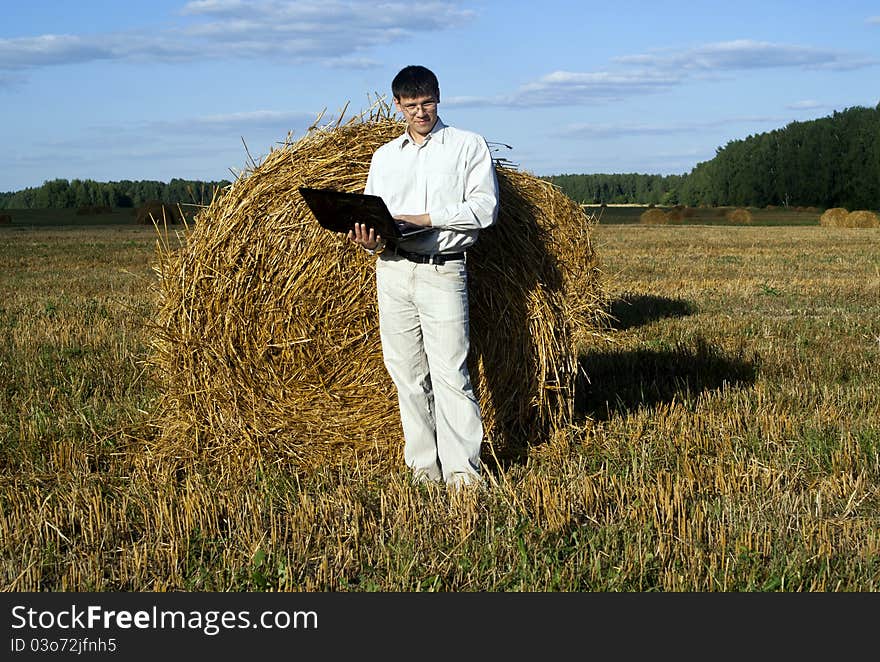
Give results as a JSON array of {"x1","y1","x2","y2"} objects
[
  {"x1": 575, "y1": 336, "x2": 759, "y2": 421},
  {"x1": 609, "y1": 293, "x2": 697, "y2": 330}
]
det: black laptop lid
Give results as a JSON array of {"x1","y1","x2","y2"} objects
[{"x1": 299, "y1": 187, "x2": 432, "y2": 239}]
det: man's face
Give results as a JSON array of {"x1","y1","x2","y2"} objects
[{"x1": 394, "y1": 94, "x2": 439, "y2": 141}]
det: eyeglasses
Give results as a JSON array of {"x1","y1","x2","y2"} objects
[{"x1": 400, "y1": 99, "x2": 438, "y2": 114}]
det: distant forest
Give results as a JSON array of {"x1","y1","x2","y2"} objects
[
  {"x1": 0, "y1": 178, "x2": 231, "y2": 210},
  {"x1": 546, "y1": 102, "x2": 880, "y2": 209},
  {"x1": 3, "y1": 103, "x2": 878, "y2": 210}
]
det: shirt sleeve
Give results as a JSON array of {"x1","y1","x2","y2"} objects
[{"x1": 428, "y1": 136, "x2": 499, "y2": 231}]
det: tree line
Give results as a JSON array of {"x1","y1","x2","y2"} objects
[
  {"x1": 3, "y1": 103, "x2": 878, "y2": 211},
  {"x1": 0, "y1": 178, "x2": 231, "y2": 210},
  {"x1": 544, "y1": 172, "x2": 686, "y2": 206},
  {"x1": 545, "y1": 102, "x2": 880, "y2": 209}
]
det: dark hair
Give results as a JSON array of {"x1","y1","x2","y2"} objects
[{"x1": 391, "y1": 65, "x2": 440, "y2": 101}]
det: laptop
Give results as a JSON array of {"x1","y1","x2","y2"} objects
[{"x1": 298, "y1": 187, "x2": 433, "y2": 240}]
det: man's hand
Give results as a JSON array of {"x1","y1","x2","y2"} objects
[{"x1": 346, "y1": 222, "x2": 381, "y2": 250}]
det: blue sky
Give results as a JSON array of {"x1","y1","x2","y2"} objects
[{"x1": 1, "y1": 1, "x2": 878, "y2": 192}]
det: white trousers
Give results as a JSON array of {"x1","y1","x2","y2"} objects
[{"x1": 375, "y1": 254, "x2": 483, "y2": 483}]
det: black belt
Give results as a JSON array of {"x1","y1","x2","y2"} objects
[{"x1": 386, "y1": 244, "x2": 465, "y2": 265}]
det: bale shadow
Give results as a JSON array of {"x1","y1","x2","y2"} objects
[
  {"x1": 575, "y1": 336, "x2": 759, "y2": 421},
  {"x1": 609, "y1": 293, "x2": 697, "y2": 330},
  {"x1": 468, "y1": 172, "x2": 566, "y2": 469}
]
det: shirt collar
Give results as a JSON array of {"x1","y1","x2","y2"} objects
[{"x1": 398, "y1": 117, "x2": 447, "y2": 149}]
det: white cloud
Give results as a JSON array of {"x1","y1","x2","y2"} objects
[
  {"x1": 447, "y1": 36, "x2": 879, "y2": 110},
  {"x1": 29, "y1": 110, "x2": 321, "y2": 157},
  {"x1": 560, "y1": 116, "x2": 784, "y2": 139},
  {"x1": 614, "y1": 39, "x2": 877, "y2": 72},
  {"x1": 0, "y1": 34, "x2": 120, "y2": 69},
  {"x1": 0, "y1": 1, "x2": 475, "y2": 70},
  {"x1": 514, "y1": 70, "x2": 680, "y2": 104},
  {"x1": 0, "y1": 71, "x2": 25, "y2": 89},
  {"x1": 322, "y1": 56, "x2": 382, "y2": 70},
  {"x1": 150, "y1": 109, "x2": 318, "y2": 133},
  {"x1": 562, "y1": 123, "x2": 686, "y2": 139},
  {"x1": 180, "y1": 0, "x2": 250, "y2": 15},
  {"x1": 446, "y1": 70, "x2": 681, "y2": 108},
  {"x1": 786, "y1": 100, "x2": 825, "y2": 110},
  {"x1": 180, "y1": 1, "x2": 475, "y2": 31}
]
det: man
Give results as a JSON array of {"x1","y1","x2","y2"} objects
[{"x1": 347, "y1": 65, "x2": 499, "y2": 489}]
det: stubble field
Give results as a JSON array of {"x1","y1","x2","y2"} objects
[{"x1": 1, "y1": 220, "x2": 878, "y2": 591}]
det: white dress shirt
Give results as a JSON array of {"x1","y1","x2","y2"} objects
[{"x1": 364, "y1": 118, "x2": 499, "y2": 254}]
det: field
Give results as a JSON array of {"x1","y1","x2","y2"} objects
[
  {"x1": 0, "y1": 205, "x2": 200, "y2": 227},
  {"x1": 587, "y1": 204, "x2": 824, "y2": 226},
  {"x1": 1, "y1": 216, "x2": 878, "y2": 591}
]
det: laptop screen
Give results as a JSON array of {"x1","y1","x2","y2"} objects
[{"x1": 298, "y1": 187, "x2": 432, "y2": 239}]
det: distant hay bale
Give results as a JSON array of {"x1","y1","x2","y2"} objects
[
  {"x1": 819, "y1": 207, "x2": 850, "y2": 227},
  {"x1": 0, "y1": 213, "x2": 11, "y2": 225},
  {"x1": 818, "y1": 207, "x2": 880, "y2": 227},
  {"x1": 148, "y1": 104, "x2": 609, "y2": 478},
  {"x1": 136, "y1": 200, "x2": 185, "y2": 225},
  {"x1": 842, "y1": 210, "x2": 880, "y2": 228},
  {"x1": 639, "y1": 208, "x2": 669, "y2": 225},
  {"x1": 725, "y1": 208, "x2": 753, "y2": 224}
]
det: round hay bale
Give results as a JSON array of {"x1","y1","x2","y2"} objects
[
  {"x1": 842, "y1": 210, "x2": 880, "y2": 228},
  {"x1": 639, "y1": 208, "x2": 669, "y2": 225},
  {"x1": 148, "y1": 107, "x2": 609, "y2": 478},
  {"x1": 725, "y1": 208, "x2": 753, "y2": 224},
  {"x1": 136, "y1": 200, "x2": 185, "y2": 225},
  {"x1": 819, "y1": 207, "x2": 849, "y2": 227}
]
